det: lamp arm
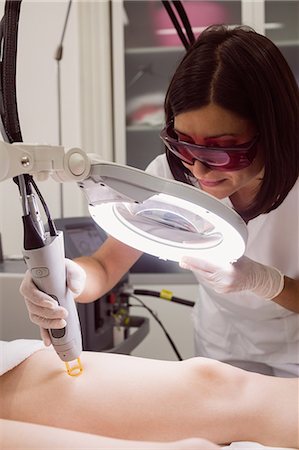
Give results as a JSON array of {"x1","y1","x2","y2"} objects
[
  {"x1": 0, "y1": 139, "x2": 162, "y2": 203},
  {"x1": 0, "y1": 140, "x2": 92, "y2": 182}
]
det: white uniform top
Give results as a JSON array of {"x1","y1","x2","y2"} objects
[{"x1": 146, "y1": 154, "x2": 299, "y2": 367}]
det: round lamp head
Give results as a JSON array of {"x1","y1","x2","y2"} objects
[{"x1": 81, "y1": 162, "x2": 248, "y2": 264}]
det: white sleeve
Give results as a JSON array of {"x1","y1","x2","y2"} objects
[{"x1": 145, "y1": 154, "x2": 174, "y2": 180}]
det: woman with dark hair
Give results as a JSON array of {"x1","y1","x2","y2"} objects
[
  {"x1": 20, "y1": 26, "x2": 299, "y2": 377},
  {"x1": 163, "y1": 25, "x2": 298, "y2": 222}
]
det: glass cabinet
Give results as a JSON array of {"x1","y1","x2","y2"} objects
[
  {"x1": 111, "y1": 0, "x2": 299, "y2": 169},
  {"x1": 264, "y1": 1, "x2": 299, "y2": 85}
]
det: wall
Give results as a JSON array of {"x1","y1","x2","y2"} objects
[
  {"x1": 130, "y1": 280, "x2": 197, "y2": 360},
  {"x1": 0, "y1": 0, "x2": 83, "y2": 257}
]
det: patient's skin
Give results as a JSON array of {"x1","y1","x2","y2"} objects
[
  {"x1": 0, "y1": 419, "x2": 218, "y2": 450},
  {"x1": 0, "y1": 348, "x2": 298, "y2": 448}
]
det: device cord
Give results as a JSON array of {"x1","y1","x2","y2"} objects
[
  {"x1": 161, "y1": 1, "x2": 195, "y2": 50},
  {"x1": 127, "y1": 293, "x2": 183, "y2": 361},
  {"x1": 133, "y1": 289, "x2": 195, "y2": 307}
]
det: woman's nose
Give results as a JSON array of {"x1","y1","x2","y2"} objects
[{"x1": 189, "y1": 160, "x2": 211, "y2": 178}]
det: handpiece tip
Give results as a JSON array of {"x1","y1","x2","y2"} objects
[{"x1": 65, "y1": 357, "x2": 83, "y2": 376}]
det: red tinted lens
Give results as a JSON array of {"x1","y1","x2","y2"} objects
[
  {"x1": 177, "y1": 143, "x2": 231, "y2": 166},
  {"x1": 161, "y1": 125, "x2": 258, "y2": 171}
]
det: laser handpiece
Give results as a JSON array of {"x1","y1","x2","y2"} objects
[
  {"x1": 19, "y1": 178, "x2": 83, "y2": 376},
  {"x1": 23, "y1": 232, "x2": 83, "y2": 375}
]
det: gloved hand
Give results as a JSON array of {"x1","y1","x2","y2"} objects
[
  {"x1": 19, "y1": 258, "x2": 86, "y2": 346},
  {"x1": 179, "y1": 255, "x2": 284, "y2": 299}
]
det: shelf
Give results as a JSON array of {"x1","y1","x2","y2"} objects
[
  {"x1": 273, "y1": 40, "x2": 299, "y2": 47},
  {"x1": 125, "y1": 23, "x2": 299, "y2": 55},
  {"x1": 126, "y1": 125, "x2": 163, "y2": 132},
  {"x1": 125, "y1": 46, "x2": 184, "y2": 55}
]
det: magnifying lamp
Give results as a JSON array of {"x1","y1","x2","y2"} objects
[{"x1": 79, "y1": 162, "x2": 248, "y2": 264}]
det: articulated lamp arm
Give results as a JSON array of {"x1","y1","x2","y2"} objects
[
  {"x1": 0, "y1": 140, "x2": 91, "y2": 183},
  {"x1": 0, "y1": 139, "x2": 164, "y2": 203},
  {"x1": 0, "y1": 139, "x2": 159, "y2": 201}
]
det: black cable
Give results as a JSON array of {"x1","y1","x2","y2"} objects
[
  {"x1": 161, "y1": 1, "x2": 189, "y2": 50},
  {"x1": 56, "y1": 0, "x2": 72, "y2": 57},
  {"x1": 0, "y1": 1, "x2": 30, "y2": 196},
  {"x1": 0, "y1": 1, "x2": 53, "y2": 246},
  {"x1": 0, "y1": 0, "x2": 23, "y2": 143},
  {"x1": 172, "y1": 1, "x2": 195, "y2": 46},
  {"x1": 161, "y1": 1, "x2": 195, "y2": 50},
  {"x1": 133, "y1": 289, "x2": 195, "y2": 307},
  {"x1": 30, "y1": 178, "x2": 57, "y2": 236},
  {"x1": 126, "y1": 293, "x2": 183, "y2": 361}
]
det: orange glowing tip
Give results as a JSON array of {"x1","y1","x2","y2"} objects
[{"x1": 65, "y1": 357, "x2": 83, "y2": 377}]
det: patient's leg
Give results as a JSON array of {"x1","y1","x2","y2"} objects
[
  {"x1": 0, "y1": 348, "x2": 298, "y2": 447},
  {"x1": 0, "y1": 419, "x2": 219, "y2": 449}
]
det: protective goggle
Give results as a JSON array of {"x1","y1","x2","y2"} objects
[{"x1": 160, "y1": 123, "x2": 259, "y2": 171}]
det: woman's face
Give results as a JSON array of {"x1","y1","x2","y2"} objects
[{"x1": 174, "y1": 104, "x2": 264, "y2": 202}]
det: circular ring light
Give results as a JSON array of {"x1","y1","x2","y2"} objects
[{"x1": 89, "y1": 190, "x2": 247, "y2": 264}]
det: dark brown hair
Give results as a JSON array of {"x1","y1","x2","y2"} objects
[{"x1": 164, "y1": 25, "x2": 299, "y2": 222}]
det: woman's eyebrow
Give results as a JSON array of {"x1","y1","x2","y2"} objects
[
  {"x1": 174, "y1": 128, "x2": 194, "y2": 139},
  {"x1": 174, "y1": 128, "x2": 239, "y2": 139}
]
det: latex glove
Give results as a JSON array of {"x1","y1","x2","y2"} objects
[
  {"x1": 179, "y1": 255, "x2": 284, "y2": 299},
  {"x1": 19, "y1": 258, "x2": 86, "y2": 346}
]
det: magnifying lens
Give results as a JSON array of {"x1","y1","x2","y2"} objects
[{"x1": 79, "y1": 162, "x2": 247, "y2": 264}]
